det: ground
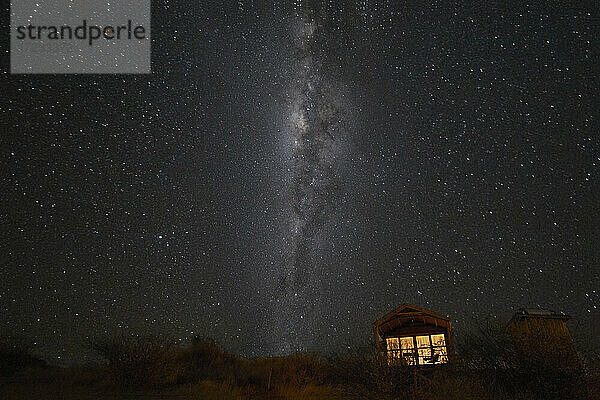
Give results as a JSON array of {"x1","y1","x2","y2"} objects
[{"x1": 0, "y1": 366, "x2": 344, "y2": 400}]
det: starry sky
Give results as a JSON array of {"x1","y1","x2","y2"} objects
[{"x1": 1, "y1": 1, "x2": 599, "y2": 363}]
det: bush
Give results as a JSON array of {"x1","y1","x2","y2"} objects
[
  {"x1": 511, "y1": 331, "x2": 586, "y2": 399},
  {"x1": 91, "y1": 333, "x2": 181, "y2": 388},
  {"x1": 277, "y1": 353, "x2": 327, "y2": 387},
  {"x1": 176, "y1": 338, "x2": 250, "y2": 385},
  {"x1": 330, "y1": 346, "x2": 416, "y2": 400},
  {"x1": 0, "y1": 336, "x2": 46, "y2": 377}
]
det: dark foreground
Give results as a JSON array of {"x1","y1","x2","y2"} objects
[
  {"x1": 1, "y1": 366, "x2": 340, "y2": 400},
  {"x1": 2, "y1": 359, "x2": 599, "y2": 400},
  {"x1": 2, "y1": 333, "x2": 599, "y2": 400}
]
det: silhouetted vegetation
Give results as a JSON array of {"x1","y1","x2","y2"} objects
[
  {"x1": 1, "y1": 324, "x2": 598, "y2": 399},
  {"x1": 0, "y1": 336, "x2": 46, "y2": 377},
  {"x1": 177, "y1": 337, "x2": 250, "y2": 384},
  {"x1": 90, "y1": 333, "x2": 181, "y2": 388}
]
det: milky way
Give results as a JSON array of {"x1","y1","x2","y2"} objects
[{"x1": 272, "y1": 16, "x2": 349, "y2": 353}]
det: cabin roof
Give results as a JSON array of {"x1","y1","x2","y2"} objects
[{"x1": 373, "y1": 303, "x2": 451, "y2": 329}]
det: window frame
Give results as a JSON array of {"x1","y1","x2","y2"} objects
[{"x1": 385, "y1": 333, "x2": 448, "y2": 366}]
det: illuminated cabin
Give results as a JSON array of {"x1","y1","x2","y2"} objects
[{"x1": 373, "y1": 304, "x2": 453, "y2": 367}]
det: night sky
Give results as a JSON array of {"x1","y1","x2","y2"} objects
[{"x1": 1, "y1": 1, "x2": 599, "y2": 363}]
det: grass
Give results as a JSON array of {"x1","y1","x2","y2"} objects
[
  {"x1": 0, "y1": 369, "x2": 344, "y2": 400},
  {"x1": 1, "y1": 333, "x2": 597, "y2": 400},
  {"x1": 0, "y1": 364, "x2": 345, "y2": 400}
]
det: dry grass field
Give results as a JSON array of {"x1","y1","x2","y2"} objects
[{"x1": 1, "y1": 333, "x2": 598, "y2": 400}]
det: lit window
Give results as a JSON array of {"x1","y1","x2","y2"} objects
[
  {"x1": 432, "y1": 346, "x2": 448, "y2": 363},
  {"x1": 386, "y1": 337, "x2": 400, "y2": 350},
  {"x1": 431, "y1": 334, "x2": 445, "y2": 346},
  {"x1": 385, "y1": 334, "x2": 448, "y2": 366},
  {"x1": 400, "y1": 336, "x2": 416, "y2": 365},
  {"x1": 416, "y1": 335, "x2": 431, "y2": 348},
  {"x1": 419, "y1": 347, "x2": 433, "y2": 364},
  {"x1": 400, "y1": 336, "x2": 414, "y2": 350},
  {"x1": 386, "y1": 338, "x2": 401, "y2": 362},
  {"x1": 430, "y1": 334, "x2": 448, "y2": 363}
]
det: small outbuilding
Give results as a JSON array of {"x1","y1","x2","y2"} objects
[
  {"x1": 508, "y1": 309, "x2": 578, "y2": 360},
  {"x1": 373, "y1": 304, "x2": 454, "y2": 366},
  {"x1": 507, "y1": 309, "x2": 585, "y2": 398}
]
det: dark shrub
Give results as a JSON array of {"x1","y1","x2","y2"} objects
[
  {"x1": 177, "y1": 337, "x2": 249, "y2": 385},
  {"x1": 0, "y1": 336, "x2": 46, "y2": 377},
  {"x1": 91, "y1": 333, "x2": 181, "y2": 388}
]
